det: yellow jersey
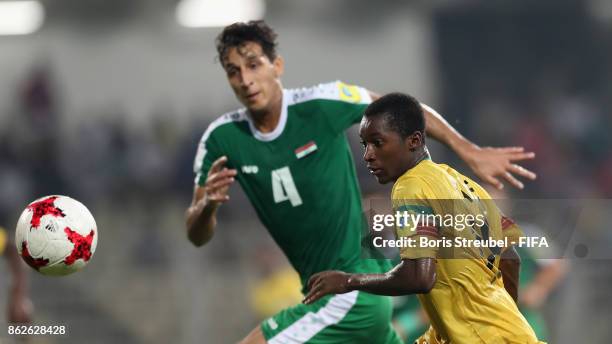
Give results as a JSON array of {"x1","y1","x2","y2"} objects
[
  {"x1": 392, "y1": 159, "x2": 543, "y2": 344},
  {"x1": 250, "y1": 267, "x2": 303, "y2": 318},
  {"x1": 0, "y1": 226, "x2": 7, "y2": 256}
]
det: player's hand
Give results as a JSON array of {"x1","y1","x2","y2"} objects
[
  {"x1": 8, "y1": 290, "x2": 33, "y2": 324},
  {"x1": 303, "y1": 271, "x2": 351, "y2": 305},
  {"x1": 204, "y1": 156, "x2": 237, "y2": 206},
  {"x1": 461, "y1": 146, "x2": 536, "y2": 190},
  {"x1": 519, "y1": 284, "x2": 546, "y2": 309}
]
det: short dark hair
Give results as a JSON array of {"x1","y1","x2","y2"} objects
[
  {"x1": 216, "y1": 20, "x2": 278, "y2": 63},
  {"x1": 364, "y1": 92, "x2": 425, "y2": 140}
]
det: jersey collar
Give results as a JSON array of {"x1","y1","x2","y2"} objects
[{"x1": 247, "y1": 89, "x2": 288, "y2": 142}]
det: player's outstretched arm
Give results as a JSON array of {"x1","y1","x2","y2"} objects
[
  {"x1": 420, "y1": 104, "x2": 536, "y2": 190},
  {"x1": 499, "y1": 245, "x2": 521, "y2": 302},
  {"x1": 520, "y1": 258, "x2": 568, "y2": 309},
  {"x1": 185, "y1": 156, "x2": 236, "y2": 247},
  {"x1": 303, "y1": 258, "x2": 436, "y2": 304},
  {"x1": 367, "y1": 91, "x2": 535, "y2": 189},
  {"x1": 5, "y1": 240, "x2": 33, "y2": 323}
]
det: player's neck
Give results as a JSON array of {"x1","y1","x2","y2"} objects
[
  {"x1": 407, "y1": 147, "x2": 431, "y2": 170},
  {"x1": 414, "y1": 147, "x2": 431, "y2": 165},
  {"x1": 393, "y1": 148, "x2": 431, "y2": 182},
  {"x1": 249, "y1": 87, "x2": 283, "y2": 133}
]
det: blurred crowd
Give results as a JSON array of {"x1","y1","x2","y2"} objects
[
  {"x1": 466, "y1": 78, "x2": 612, "y2": 198},
  {"x1": 431, "y1": 2, "x2": 612, "y2": 198},
  {"x1": 0, "y1": 65, "x2": 199, "y2": 224}
]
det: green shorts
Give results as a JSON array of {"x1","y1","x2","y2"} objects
[{"x1": 261, "y1": 291, "x2": 402, "y2": 344}]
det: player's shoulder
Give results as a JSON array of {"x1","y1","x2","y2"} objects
[
  {"x1": 392, "y1": 170, "x2": 429, "y2": 200},
  {"x1": 465, "y1": 176, "x2": 491, "y2": 200},
  {"x1": 392, "y1": 160, "x2": 450, "y2": 199},
  {"x1": 445, "y1": 166, "x2": 491, "y2": 200},
  {"x1": 426, "y1": 160, "x2": 490, "y2": 196},
  {"x1": 403, "y1": 159, "x2": 444, "y2": 179},
  {"x1": 199, "y1": 108, "x2": 249, "y2": 143},
  {"x1": 286, "y1": 80, "x2": 371, "y2": 106}
]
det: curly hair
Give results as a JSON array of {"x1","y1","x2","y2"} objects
[{"x1": 216, "y1": 20, "x2": 278, "y2": 62}]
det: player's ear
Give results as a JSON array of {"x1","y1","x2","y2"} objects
[
  {"x1": 406, "y1": 131, "x2": 424, "y2": 151},
  {"x1": 273, "y1": 55, "x2": 284, "y2": 77}
]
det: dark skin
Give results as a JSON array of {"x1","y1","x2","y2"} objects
[
  {"x1": 304, "y1": 114, "x2": 437, "y2": 305},
  {"x1": 303, "y1": 259, "x2": 437, "y2": 304}
]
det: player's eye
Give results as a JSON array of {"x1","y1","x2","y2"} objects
[
  {"x1": 359, "y1": 140, "x2": 367, "y2": 148},
  {"x1": 373, "y1": 139, "x2": 383, "y2": 147},
  {"x1": 226, "y1": 68, "x2": 237, "y2": 77}
]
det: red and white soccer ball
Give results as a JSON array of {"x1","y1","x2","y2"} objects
[{"x1": 15, "y1": 195, "x2": 98, "y2": 276}]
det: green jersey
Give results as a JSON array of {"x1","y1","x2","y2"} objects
[
  {"x1": 194, "y1": 81, "x2": 382, "y2": 286},
  {"x1": 516, "y1": 224, "x2": 555, "y2": 340}
]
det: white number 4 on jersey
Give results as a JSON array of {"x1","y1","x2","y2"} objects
[{"x1": 271, "y1": 167, "x2": 303, "y2": 207}]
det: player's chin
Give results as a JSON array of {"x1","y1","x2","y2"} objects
[
  {"x1": 374, "y1": 173, "x2": 392, "y2": 184},
  {"x1": 245, "y1": 97, "x2": 266, "y2": 112},
  {"x1": 239, "y1": 97, "x2": 259, "y2": 110}
]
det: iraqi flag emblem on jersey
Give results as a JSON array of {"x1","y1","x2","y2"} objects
[{"x1": 295, "y1": 141, "x2": 318, "y2": 159}]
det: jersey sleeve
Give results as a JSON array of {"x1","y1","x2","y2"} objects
[
  {"x1": 0, "y1": 227, "x2": 7, "y2": 256},
  {"x1": 500, "y1": 215, "x2": 524, "y2": 248},
  {"x1": 307, "y1": 81, "x2": 372, "y2": 134},
  {"x1": 392, "y1": 177, "x2": 440, "y2": 259},
  {"x1": 193, "y1": 125, "x2": 223, "y2": 187}
]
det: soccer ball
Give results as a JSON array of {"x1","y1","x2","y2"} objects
[{"x1": 15, "y1": 195, "x2": 98, "y2": 276}]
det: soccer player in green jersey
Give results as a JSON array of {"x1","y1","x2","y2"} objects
[{"x1": 186, "y1": 21, "x2": 536, "y2": 344}]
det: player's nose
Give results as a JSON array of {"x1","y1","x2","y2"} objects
[
  {"x1": 363, "y1": 144, "x2": 375, "y2": 162},
  {"x1": 239, "y1": 69, "x2": 255, "y2": 88}
]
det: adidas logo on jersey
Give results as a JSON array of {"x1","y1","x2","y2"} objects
[{"x1": 242, "y1": 165, "x2": 259, "y2": 174}]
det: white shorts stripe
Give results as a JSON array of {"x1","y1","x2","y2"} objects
[{"x1": 268, "y1": 291, "x2": 360, "y2": 344}]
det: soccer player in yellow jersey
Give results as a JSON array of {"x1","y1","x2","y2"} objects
[{"x1": 303, "y1": 93, "x2": 544, "y2": 344}]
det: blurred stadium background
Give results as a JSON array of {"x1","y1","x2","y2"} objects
[{"x1": 0, "y1": 0, "x2": 611, "y2": 343}]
